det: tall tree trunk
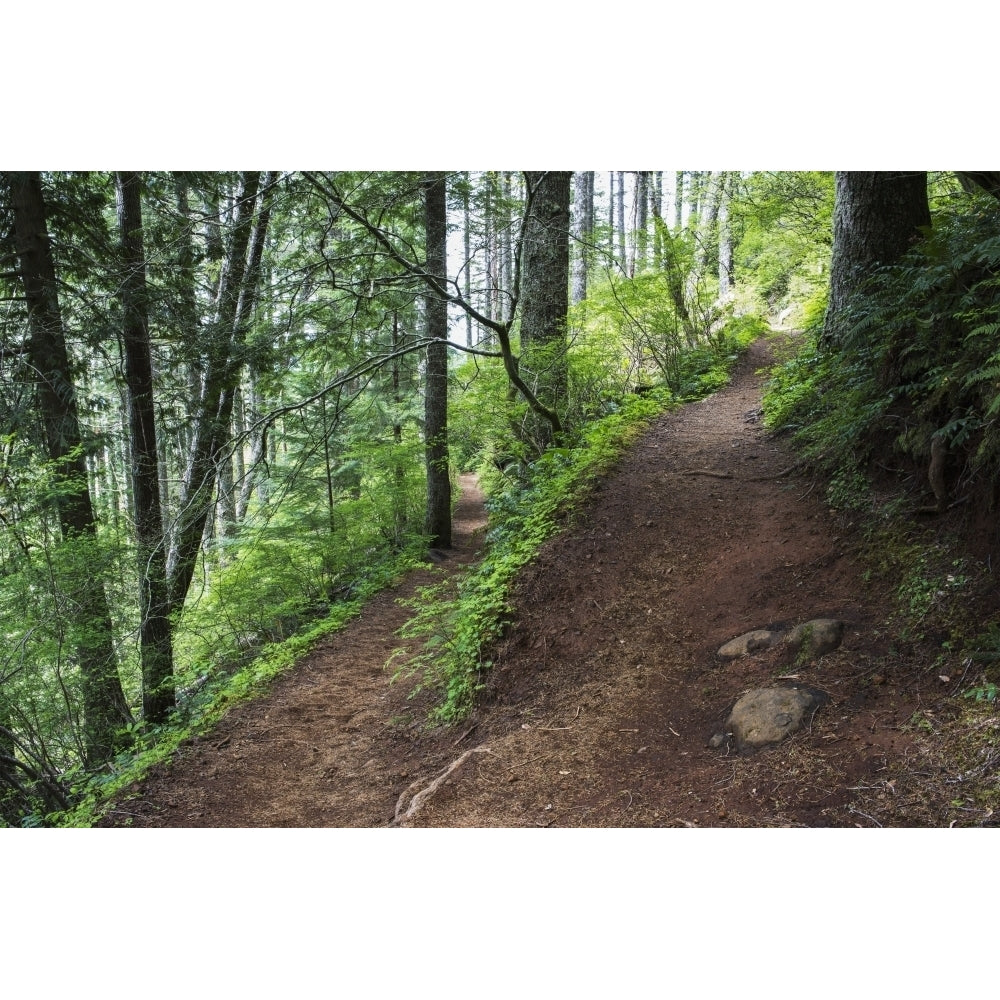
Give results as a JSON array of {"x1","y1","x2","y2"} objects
[
  {"x1": 115, "y1": 171, "x2": 175, "y2": 723},
  {"x1": 717, "y1": 172, "x2": 734, "y2": 299},
  {"x1": 631, "y1": 170, "x2": 649, "y2": 276},
  {"x1": 4, "y1": 171, "x2": 132, "y2": 763},
  {"x1": 462, "y1": 172, "x2": 473, "y2": 347},
  {"x1": 390, "y1": 311, "x2": 407, "y2": 546},
  {"x1": 520, "y1": 171, "x2": 571, "y2": 451},
  {"x1": 674, "y1": 171, "x2": 684, "y2": 231},
  {"x1": 166, "y1": 171, "x2": 269, "y2": 608},
  {"x1": 824, "y1": 171, "x2": 930, "y2": 345},
  {"x1": 652, "y1": 171, "x2": 663, "y2": 268},
  {"x1": 500, "y1": 172, "x2": 515, "y2": 323},
  {"x1": 482, "y1": 173, "x2": 494, "y2": 326},
  {"x1": 695, "y1": 171, "x2": 723, "y2": 280},
  {"x1": 572, "y1": 170, "x2": 593, "y2": 304},
  {"x1": 616, "y1": 171, "x2": 627, "y2": 271},
  {"x1": 608, "y1": 171, "x2": 616, "y2": 258},
  {"x1": 423, "y1": 172, "x2": 451, "y2": 548},
  {"x1": 235, "y1": 375, "x2": 264, "y2": 522}
]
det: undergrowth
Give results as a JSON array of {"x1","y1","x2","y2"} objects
[
  {"x1": 760, "y1": 196, "x2": 1000, "y2": 824},
  {"x1": 52, "y1": 543, "x2": 427, "y2": 828},
  {"x1": 393, "y1": 323, "x2": 757, "y2": 722},
  {"x1": 763, "y1": 202, "x2": 1000, "y2": 489}
]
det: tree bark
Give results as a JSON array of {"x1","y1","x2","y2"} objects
[
  {"x1": 652, "y1": 171, "x2": 663, "y2": 268},
  {"x1": 824, "y1": 171, "x2": 930, "y2": 345},
  {"x1": 631, "y1": 170, "x2": 649, "y2": 276},
  {"x1": 956, "y1": 171, "x2": 1000, "y2": 202},
  {"x1": 695, "y1": 171, "x2": 723, "y2": 281},
  {"x1": 717, "y1": 172, "x2": 734, "y2": 299},
  {"x1": 608, "y1": 171, "x2": 616, "y2": 258},
  {"x1": 462, "y1": 172, "x2": 473, "y2": 346},
  {"x1": 4, "y1": 170, "x2": 132, "y2": 763},
  {"x1": 166, "y1": 171, "x2": 271, "y2": 608},
  {"x1": 423, "y1": 172, "x2": 451, "y2": 548},
  {"x1": 500, "y1": 172, "x2": 515, "y2": 323},
  {"x1": 115, "y1": 171, "x2": 175, "y2": 723},
  {"x1": 520, "y1": 171, "x2": 571, "y2": 450},
  {"x1": 571, "y1": 171, "x2": 593, "y2": 304},
  {"x1": 616, "y1": 171, "x2": 627, "y2": 271}
]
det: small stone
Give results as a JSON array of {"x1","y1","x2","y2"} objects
[
  {"x1": 727, "y1": 685, "x2": 826, "y2": 749},
  {"x1": 784, "y1": 619, "x2": 844, "y2": 660},
  {"x1": 707, "y1": 732, "x2": 728, "y2": 749},
  {"x1": 718, "y1": 629, "x2": 784, "y2": 659}
]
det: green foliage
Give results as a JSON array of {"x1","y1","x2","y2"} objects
[
  {"x1": 578, "y1": 239, "x2": 731, "y2": 393},
  {"x1": 396, "y1": 328, "x2": 754, "y2": 723},
  {"x1": 964, "y1": 682, "x2": 999, "y2": 704},
  {"x1": 729, "y1": 172, "x2": 834, "y2": 317},
  {"x1": 53, "y1": 542, "x2": 426, "y2": 828},
  {"x1": 762, "y1": 199, "x2": 1000, "y2": 493},
  {"x1": 394, "y1": 388, "x2": 673, "y2": 721}
]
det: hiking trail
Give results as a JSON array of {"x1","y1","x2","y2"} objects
[{"x1": 105, "y1": 338, "x2": 928, "y2": 827}]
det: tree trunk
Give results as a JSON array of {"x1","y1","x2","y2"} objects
[
  {"x1": 462, "y1": 172, "x2": 473, "y2": 346},
  {"x1": 608, "y1": 171, "x2": 616, "y2": 258},
  {"x1": 616, "y1": 171, "x2": 627, "y2": 271},
  {"x1": 695, "y1": 171, "x2": 722, "y2": 280},
  {"x1": 423, "y1": 172, "x2": 451, "y2": 548},
  {"x1": 501, "y1": 172, "x2": 515, "y2": 323},
  {"x1": 674, "y1": 171, "x2": 684, "y2": 231},
  {"x1": 687, "y1": 171, "x2": 703, "y2": 226},
  {"x1": 483, "y1": 173, "x2": 494, "y2": 325},
  {"x1": 520, "y1": 171, "x2": 571, "y2": 451},
  {"x1": 115, "y1": 171, "x2": 175, "y2": 723},
  {"x1": 167, "y1": 171, "x2": 271, "y2": 608},
  {"x1": 652, "y1": 171, "x2": 663, "y2": 268},
  {"x1": 824, "y1": 171, "x2": 930, "y2": 345},
  {"x1": 4, "y1": 171, "x2": 132, "y2": 763},
  {"x1": 571, "y1": 171, "x2": 593, "y2": 304},
  {"x1": 632, "y1": 170, "x2": 649, "y2": 276},
  {"x1": 717, "y1": 172, "x2": 734, "y2": 299}
]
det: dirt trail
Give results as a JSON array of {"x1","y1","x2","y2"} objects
[{"x1": 106, "y1": 338, "x2": 929, "y2": 828}]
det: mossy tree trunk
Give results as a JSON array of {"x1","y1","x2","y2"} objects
[
  {"x1": 520, "y1": 171, "x2": 571, "y2": 451},
  {"x1": 824, "y1": 171, "x2": 930, "y2": 346},
  {"x1": 115, "y1": 171, "x2": 176, "y2": 723},
  {"x1": 423, "y1": 172, "x2": 451, "y2": 548},
  {"x1": 5, "y1": 170, "x2": 133, "y2": 764}
]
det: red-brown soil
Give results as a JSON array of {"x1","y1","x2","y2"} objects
[{"x1": 102, "y1": 338, "x2": 939, "y2": 828}]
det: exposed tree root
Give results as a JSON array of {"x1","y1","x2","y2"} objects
[
  {"x1": 678, "y1": 461, "x2": 805, "y2": 482},
  {"x1": 390, "y1": 747, "x2": 491, "y2": 827}
]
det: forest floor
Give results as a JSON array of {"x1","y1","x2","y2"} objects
[{"x1": 103, "y1": 337, "x2": 957, "y2": 828}]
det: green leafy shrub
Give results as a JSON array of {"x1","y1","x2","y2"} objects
[
  {"x1": 763, "y1": 202, "x2": 1000, "y2": 488},
  {"x1": 393, "y1": 388, "x2": 673, "y2": 720},
  {"x1": 395, "y1": 325, "x2": 755, "y2": 723}
]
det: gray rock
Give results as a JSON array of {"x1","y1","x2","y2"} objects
[
  {"x1": 726, "y1": 686, "x2": 824, "y2": 749},
  {"x1": 717, "y1": 629, "x2": 784, "y2": 659},
  {"x1": 784, "y1": 619, "x2": 844, "y2": 660}
]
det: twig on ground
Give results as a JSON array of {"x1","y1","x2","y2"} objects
[
  {"x1": 506, "y1": 754, "x2": 550, "y2": 771},
  {"x1": 390, "y1": 747, "x2": 491, "y2": 827},
  {"x1": 452, "y1": 723, "x2": 477, "y2": 747},
  {"x1": 847, "y1": 805, "x2": 883, "y2": 828}
]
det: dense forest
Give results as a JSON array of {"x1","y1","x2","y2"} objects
[{"x1": 2, "y1": 169, "x2": 1000, "y2": 827}]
